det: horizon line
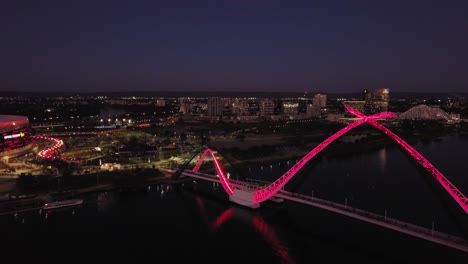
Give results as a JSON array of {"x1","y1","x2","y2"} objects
[{"x1": 1, "y1": 90, "x2": 467, "y2": 95}]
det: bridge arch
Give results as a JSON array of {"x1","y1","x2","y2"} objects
[
  {"x1": 191, "y1": 106, "x2": 468, "y2": 214},
  {"x1": 193, "y1": 148, "x2": 234, "y2": 195},
  {"x1": 344, "y1": 105, "x2": 468, "y2": 214},
  {"x1": 172, "y1": 149, "x2": 203, "y2": 180}
]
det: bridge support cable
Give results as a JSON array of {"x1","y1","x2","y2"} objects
[{"x1": 172, "y1": 149, "x2": 203, "y2": 180}]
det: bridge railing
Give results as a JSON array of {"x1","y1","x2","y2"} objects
[
  {"x1": 181, "y1": 171, "x2": 468, "y2": 250},
  {"x1": 184, "y1": 170, "x2": 467, "y2": 246},
  {"x1": 278, "y1": 189, "x2": 467, "y2": 245}
]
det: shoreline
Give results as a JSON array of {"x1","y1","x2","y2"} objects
[{"x1": 0, "y1": 172, "x2": 191, "y2": 215}]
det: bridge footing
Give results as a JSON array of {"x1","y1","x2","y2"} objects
[{"x1": 229, "y1": 188, "x2": 259, "y2": 209}]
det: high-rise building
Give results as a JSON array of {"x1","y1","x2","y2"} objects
[
  {"x1": 363, "y1": 88, "x2": 389, "y2": 114},
  {"x1": 313, "y1": 94, "x2": 327, "y2": 108},
  {"x1": 178, "y1": 97, "x2": 192, "y2": 115},
  {"x1": 231, "y1": 98, "x2": 249, "y2": 116},
  {"x1": 248, "y1": 99, "x2": 259, "y2": 116},
  {"x1": 207, "y1": 97, "x2": 223, "y2": 117},
  {"x1": 306, "y1": 103, "x2": 320, "y2": 118},
  {"x1": 282, "y1": 102, "x2": 299, "y2": 115},
  {"x1": 259, "y1": 99, "x2": 275, "y2": 116}
]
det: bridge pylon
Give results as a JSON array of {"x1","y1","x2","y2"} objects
[{"x1": 229, "y1": 188, "x2": 260, "y2": 208}]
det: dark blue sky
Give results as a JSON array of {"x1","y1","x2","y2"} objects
[{"x1": 1, "y1": 0, "x2": 468, "y2": 93}]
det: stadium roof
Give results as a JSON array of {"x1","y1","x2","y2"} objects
[
  {"x1": 399, "y1": 105, "x2": 451, "y2": 120},
  {"x1": 0, "y1": 115, "x2": 29, "y2": 133}
]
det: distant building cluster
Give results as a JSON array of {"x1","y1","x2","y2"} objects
[
  {"x1": 193, "y1": 93, "x2": 328, "y2": 122},
  {"x1": 1, "y1": 87, "x2": 466, "y2": 135}
]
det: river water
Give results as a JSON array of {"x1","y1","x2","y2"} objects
[{"x1": 1, "y1": 134, "x2": 468, "y2": 263}]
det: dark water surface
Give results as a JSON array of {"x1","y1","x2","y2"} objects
[{"x1": 2, "y1": 134, "x2": 468, "y2": 263}]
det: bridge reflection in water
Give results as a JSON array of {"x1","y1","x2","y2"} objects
[
  {"x1": 182, "y1": 170, "x2": 468, "y2": 253},
  {"x1": 169, "y1": 105, "x2": 468, "y2": 253},
  {"x1": 195, "y1": 197, "x2": 295, "y2": 264}
]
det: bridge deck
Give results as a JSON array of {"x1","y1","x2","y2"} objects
[{"x1": 179, "y1": 169, "x2": 468, "y2": 253}]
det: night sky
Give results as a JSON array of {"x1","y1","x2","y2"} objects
[{"x1": 1, "y1": 0, "x2": 468, "y2": 93}]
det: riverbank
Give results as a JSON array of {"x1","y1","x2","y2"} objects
[
  {"x1": 201, "y1": 126, "x2": 460, "y2": 173},
  {"x1": 0, "y1": 169, "x2": 191, "y2": 215},
  {"x1": 205, "y1": 134, "x2": 396, "y2": 172}
]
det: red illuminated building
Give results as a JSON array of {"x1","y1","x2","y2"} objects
[{"x1": 0, "y1": 115, "x2": 32, "y2": 155}]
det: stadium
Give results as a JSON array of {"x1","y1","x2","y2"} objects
[{"x1": 0, "y1": 115, "x2": 32, "y2": 158}]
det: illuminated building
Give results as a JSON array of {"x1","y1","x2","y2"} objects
[
  {"x1": 178, "y1": 97, "x2": 192, "y2": 115},
  {"x1": 313, "y1": 94, "x2": 327, "y2": 108},
  {"x1": 259, "y1": 99, "x2": 275, "y2": 116},
  {"x1": 0, "y1": 115, "x2": 32, "y2": 158},
  {"x1": 282, "y1": 102, "x2": 299, "y2": 115},
  {"x1": 306, "y1": 103, "x2": 320, "y2": 117},
  {"x1": 156, "y1": 99, "x2": 166, "y2": 107},
  {"x1": 399, "y1": 105, "x2": 452, "y2": 121},
  {"x1": 231, "y1": 98, "x2": 249, "y2": 116},
  {"x1": 363, "y1": 88, "x2": 389, "y2": 114},
  {"x1": 207, "y1": 97, "x2": 223, "y2": 117}
]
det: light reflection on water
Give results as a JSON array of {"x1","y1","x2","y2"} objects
[
  {"x1": 1, "y1": 135, "x2": 468, "y2": 263},
  {"x1": 195, "y1": 196, "x2": 295, "y2": 264},
  {"x1": 1, "y1": 180, "x2": 467, "y2": 263},
  {"x1": 97, "y1": 192, "x2": 114, "y2": 212},
  {"x1": 227, "y1": 134, "x2": 468, "y2": 236},
  {"x1": 378, "y1": 147, "x2": 387, "y2": 175}
]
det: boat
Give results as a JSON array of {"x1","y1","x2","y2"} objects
[{"x1": 43, "y1": 199, "x2": 83, "y2": 210}]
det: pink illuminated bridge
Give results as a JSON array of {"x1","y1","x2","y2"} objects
[{"x1": 191, "y1": 105, "x2": 468, "y2": 214}]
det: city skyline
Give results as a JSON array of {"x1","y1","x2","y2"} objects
[
  {"x1": 1, "y1": 2, "x2": 468, "y2": 260},
  {"x1": 1, "y1": 0, "x2": 468, "y2": 93}
]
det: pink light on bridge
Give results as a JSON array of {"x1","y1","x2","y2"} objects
[
  {"x1": 209, "y1": 208, "x2": 295, "y2": 264},
  {"x1": 252, "y1": 111, "x2": 395, "y2": 203},
  {"x1": 194, "y1": 112, "x2": 394, "y2": 203},
  {"x1": 192, "y1": 105, "x2": 468, "y2": 214},
  {"x1": 345, "y1": 106, "x2": 468, "y2": 214},
  {"x1": 193, "y1": 148, "x2": 234, "y2": 195},
  {"x1": 211, "y1": 208, "x2": 233, "y2": 231},
  {"x1": 195, "y1": 197, "x2": 210, "y2": 226},
  {"x1": 252, "y1": 216, "x2": 295, "y2": 264}
]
